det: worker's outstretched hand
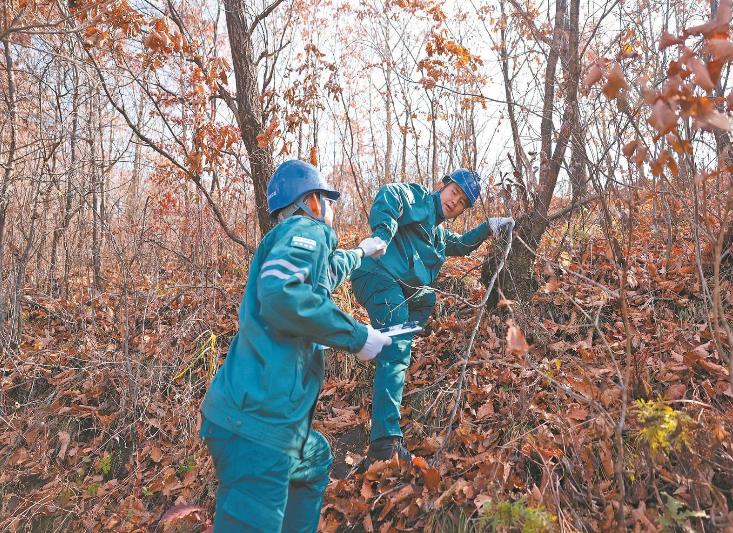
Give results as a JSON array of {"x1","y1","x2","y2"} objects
[
  {"x1": 487, "y1": 216, "x2": 515, "y2": 236},
  {"x1": 357, "y1": 237, "x2": 388, "y2": 258},
  {"x1": 356, "y1": 326, "x2": 393, "y2": 361}
]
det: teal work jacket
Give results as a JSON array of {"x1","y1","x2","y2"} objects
[
  {"x1": 201, "y1": 216, "x2": 369, "y2": 458},
  {"x1": 356, "y1": 183, "x2": 491, "y2": 286}
]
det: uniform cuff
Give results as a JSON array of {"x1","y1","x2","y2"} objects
[
  {"x1": 348, "y1": 323, "x2": 370, "y2": 353},
  {"x1": 371, "y1": 228, "x2": 393, "y2": 247}
]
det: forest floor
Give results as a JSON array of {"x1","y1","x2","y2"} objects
[{"x1": 2, "y1": 206, "x2": 732, "y2": 532}]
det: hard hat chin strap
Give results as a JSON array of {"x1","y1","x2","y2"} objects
[
  {"x1": 297, "y1": 194, "x2": 327, "y2": 223},
  {"x1": 276, "y1": 192, "x2": 327, "y2": 223}
]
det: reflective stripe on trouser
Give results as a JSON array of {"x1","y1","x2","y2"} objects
[
  {"x1": 351, "y1": 272, "x2": 436, "y2": 441},
  {"x1": 200, "y1": 418, "x2": 333, "y2": 533}
]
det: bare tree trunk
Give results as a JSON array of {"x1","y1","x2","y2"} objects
[
  {"x1": 297, "y1": 121, "x2": 303, "y2": 160},
  {"x1": 90, "y1": 93, "x2": 103, "y2": 291},
  {"x1": 0, "y1": 37, "x2": 17, "y2": 337},
  {"x1": 10, "y1": 187, "x2": 41, "y2": 345},
  {"x1": 485, "y1": 0, "x2": 580, "y2": 303},
  {"x1": 431, "y1": 93, "x2": 438, "y2": 182},
  {"x1": 401, "y1": 107, "x2": 408, "y2": 181},
  {"x1": 710, "y1": 0, "x2": 733, "y2": 258},
  {"x1": 499, "y1": 0, "x2": 530, "y2": 206},
  {"x1": 384, "y1": 55, "x2": 393, "y2": 183},
  {"x1": 49, "y1": 70, "x2": 79, "y2": 295},
  {"x1": 569, "y1": 108, "x2": 588, "y2": 200},
  {"x1": 312, "y1": 108, "x2": 319, "y2": 163},
  {"x1": 224, "y1": 0, "x2": 278, "y2": 236},
  {"x1": 469, "y1": 102, "x2": 478, "y2": 170},
  {"x1": 128, "y1": 95, "x2": 145, "y2": 214}
]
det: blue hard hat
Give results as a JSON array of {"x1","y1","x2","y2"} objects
[
  {"x1": 442, "y1": 169, "x2": 481, "y2": 207},
  {"x1": 266, "y1": 160, "x2": 340, "y2": 218}
]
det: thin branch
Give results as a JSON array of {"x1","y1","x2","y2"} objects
[
  {"x1": 248, "y1": 0, "x2": 288, "y2": 36},
  {"x1": 432, "y1": 230, "x2": 514, "y2": 465}
]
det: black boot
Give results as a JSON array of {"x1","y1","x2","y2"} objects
[{"x1": 362, "y1": 436, "x2": 412, "y2": 469}]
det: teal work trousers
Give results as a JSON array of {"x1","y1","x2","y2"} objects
[
  {"x1": 200, "y1": 418, "x2": 332, "y2": 533},
  {"x1": 351, "y1": 272, "x2": 436, "y2": 441}
]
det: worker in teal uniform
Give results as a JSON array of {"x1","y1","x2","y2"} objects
[
  {"x1": 350, "y1": 169, "x2": 515, "y2": 464},
  {"x1": 200, "y1": 159, "x2": 392, "y2": 532}
]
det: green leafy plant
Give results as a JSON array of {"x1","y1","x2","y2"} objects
[
  {"x1": 87, "y1": 482, "x2": 101, "y2": 496},
  {"x1": 97, "y1": 453, "x2": 112, "y2": 476},
  {"x1": 633, "y1": 399, "x2": 692, "y2": 456},
  {"x1": 479, "y1": 498, "x2": 556, "y2": 533},
  {"x1": 656, "y1": 492, "x2": 707, "y2": 532},
  {"x1": 177, "y1": 456, "x2": 195, "y2": 476}
]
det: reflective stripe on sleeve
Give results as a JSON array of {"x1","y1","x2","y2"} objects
[{"x1": 260, "y1": 269, "x2": 306, "y2": 283}]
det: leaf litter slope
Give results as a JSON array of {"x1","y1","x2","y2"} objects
[{"x1": 2, "y1": 209, "x2": 732, "y2": 532}]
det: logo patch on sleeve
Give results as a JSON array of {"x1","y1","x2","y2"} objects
[{"x1": 291, "y1": 236, "x2": 317, "y2": 251}]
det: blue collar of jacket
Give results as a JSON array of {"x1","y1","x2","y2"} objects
[{"x1": 285, "y1": 215, "x2": 338, "y2": 249}]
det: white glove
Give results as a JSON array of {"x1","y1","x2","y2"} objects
[
  {"x1": 357, "y1": 236, "x2": 387, "y2": 258},
  {"x1": 488, "y1": 216, "x2": 515, "y2": 236},
  {"x1": 356, "y1": 326, "x2": 393, "y2": 361}
]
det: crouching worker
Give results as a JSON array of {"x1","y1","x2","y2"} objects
[
  {"x1": 200, "y1": 159, "x2": 392, "y2": 532},
  {"x1": 351, "y1": 169, "x2": 515, "y2": 466}
]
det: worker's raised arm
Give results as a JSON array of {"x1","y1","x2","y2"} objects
[
  {"x1": 328, "y1": 249, "x2": 362, "y2": 290},
  {"x1": 444, "y1": 222, "x2": 491, "y2": 257}
]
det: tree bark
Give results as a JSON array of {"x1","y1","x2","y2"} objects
[
  {"x1": 224, "y1": 0, "x2": 278, "y2": 236},
  {"x1": 384, "y1": 58, "x2": 393, "y2": 183},
  {"x1": 484, "y1": 0, "x2": 580, "y2": 302},
  {"x1": 90, "y1": 93, "x2": 103, "y2": 291},
  {"x1": 0, "y1": 37, "x2": 17, "y2": 336},
  {"x1": 49, "y1": 69, "x2": 79, "y2": 296},
  {"x1": 431, "y1": 93, "x2": 438, "y2": 183},
  {"x1": 499, "y1": 0, "x2": 530, "y2": 205}
]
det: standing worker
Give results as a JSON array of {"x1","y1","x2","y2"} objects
[
  {"x1": 351, "y1": 169, "x2": 515, "y2": 465},
  {"x1": 200, "y1": 159, "x2": 392, "y2": 532}
]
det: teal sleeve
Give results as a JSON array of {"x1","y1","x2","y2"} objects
[
  {"x1": 444, "y1": 222, "x2": 491, "y2": 256},
  {"x1": 257, "y1": 230, "x2": 368, "y2": 352},
  {"x1": 329, "y1": 249, "x2": 362, "y2": 290},
  {"x1": 368, "y1": 184, "x2": 410, "y2": 246}
]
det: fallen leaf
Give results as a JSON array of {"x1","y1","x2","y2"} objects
[
  {"x1": 599, "y1": 445, "x2": 614, "y2": 477},
  {"x1": 365, "y1": 460, "x2": 389, "y2": 480},
  {"x1": 160, "y1": 504, "x2": 203, "y2": 524},
  {"x1": 541, "y1": 277, "x2": 560, "y2": 293},
  {"x1": 566, "y1": 405, "x2": 589, "y2": 421},
  {"x1": 361, "y1": 480, "x2": 374, "y2": 499},
  {"x1": 664, "y1": 383, "x2": 687, "y2": 400},
  {"x1": 57, "y1": 431, "x2": 70, "y2": 461},
  {"x1": 150, "y1": 446, "x2": 163, "y2": 463},
  {"x1": 474, "y1": 493, "x2": 492, "y2": 510},
  {"x1": 476, "y1": 400, "x2": 495, "y2": 420},
  {"x1": 506, "y1": 324, "x2": 529, "y2": 355},
  {"x1": 363, "y1": 513, "x2": 374, "y2": 533},
  {"x1": 421, "y1": 466, "x2": 441, "y2": 491}
]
